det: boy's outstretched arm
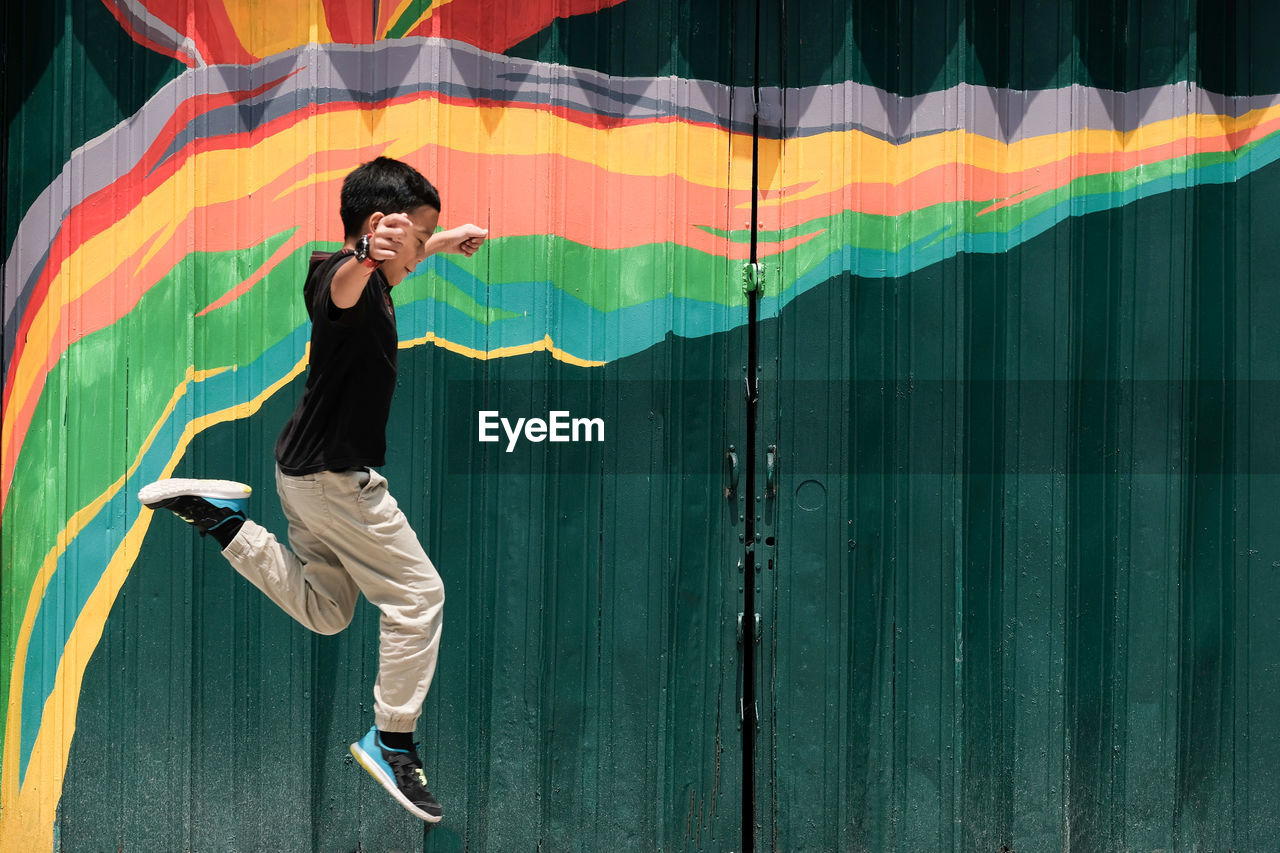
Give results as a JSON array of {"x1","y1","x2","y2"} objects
[{"x1": 329, "y1": 217, "x2": 488, "y2": 309}]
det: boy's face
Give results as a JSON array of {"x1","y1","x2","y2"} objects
[{"x1": 371, "y1": 205, "x2": 440, "y2": 286}]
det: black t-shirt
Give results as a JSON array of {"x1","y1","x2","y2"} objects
[{"x1": 274, "y1": 250, "x2": 398, "y2": 474}]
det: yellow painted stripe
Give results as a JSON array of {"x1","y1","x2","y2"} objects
[
  {"x1": 0, "y1": 353, "x2": 307, "y2": 851},
  {"x1": 0, "y1": 497, "x2": 156, "y2": 851},
  {"x1": 272, "y1": 167, "x2": 351, "y2": 202},
  {"x1": 0, "y1": 364, "x2": 228, "y2": 820},
  {"x1": 221, "y1": 0, "x2": 334, "y2": 59},
  {"x1": 752, "y1": 107, "x2": 1280, "y2": 198},
  {"x1": 382, "y1": 0, "x2": 420, "y2": 35},
  {"x1": 398, "y1": 331, "x2": 606, "y2": 367},
  {"x1": 134, "y1": 220, "x2": 178, "y2": 275}
]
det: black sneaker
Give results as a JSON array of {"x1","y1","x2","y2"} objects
[
  {"x1": 350, "y1": 727, "x2": 443, "y2": 823},
  {"x1": 137, "y1": 478, "x2": 251, "y2": 538}
]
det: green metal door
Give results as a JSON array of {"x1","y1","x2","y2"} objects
[{"x1": 751, "y1": 1, "x2": 1280, "y2": 851}]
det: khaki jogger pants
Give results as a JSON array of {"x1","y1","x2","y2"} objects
[{"x1": 222, "y1": 466, "x2": 444, "y2": 733}]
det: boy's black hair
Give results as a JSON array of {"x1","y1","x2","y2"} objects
[{"x1": 340, "y1": 156, "x2": 441, "y2": 238}]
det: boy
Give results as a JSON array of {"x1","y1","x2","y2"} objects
[{"x1": 139, "y1": 157, "x2": 486, "y2": 823}]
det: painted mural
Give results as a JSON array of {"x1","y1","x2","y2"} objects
[{"x1": 4, "y1": 1, "x2": 1280, "y2": 850}]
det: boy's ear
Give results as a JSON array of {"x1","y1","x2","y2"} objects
[{"x1": 367, "y1": 211, "x2": 384, "y2": 232}]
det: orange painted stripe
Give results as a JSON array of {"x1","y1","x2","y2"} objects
[{"x1": 753, "y1": 112, "x2": 1280, "y2": 225}]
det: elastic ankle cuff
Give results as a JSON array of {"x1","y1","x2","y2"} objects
[{"x1": 375, "y1": 713, "x2": 419, "y2": 734}]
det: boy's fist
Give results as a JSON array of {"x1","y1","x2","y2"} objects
[
  {"x1": 370, "y1": 212, "x2": 414, "y2": 260},
  {"x1": 440, "y1": 224, "x2": 488, "y2": 258}
]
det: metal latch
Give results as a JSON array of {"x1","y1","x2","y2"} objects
[{"x1": 742, "y1": 262, "x2": 764, "y2": 296}]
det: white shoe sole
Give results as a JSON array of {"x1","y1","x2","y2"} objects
[
  {"x1": 137, "y1": 478, "x2": 252, "y2": 506},
  {"x1": 349, "y1": 740, "x2": 443, "y2": 823}
]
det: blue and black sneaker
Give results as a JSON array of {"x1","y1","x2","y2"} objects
[
  {"x1": 138, "y1": 478, "x2": 251, "y2": 544},
  {"x1": 350, "y1": 727, "x2": 443, "y2": 823}
]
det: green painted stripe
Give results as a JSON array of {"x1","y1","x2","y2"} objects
[{"x1": 385, "y1": 0, "x2": 435, "y2": 40}]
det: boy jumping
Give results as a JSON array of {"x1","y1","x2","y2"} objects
[{"x1": 139, "y1": 157, "x2": 486, "y2": 823}]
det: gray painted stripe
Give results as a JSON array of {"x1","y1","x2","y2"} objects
[
  {"x1": 104, "y1": 0, "x2": 206, "y2": 66},
  {"x1": 773, "y1": 81, "x2": 1280, "y2": 142},
  {"x1": 147, "y1": 79, "x2": 743, "y2": 176}
]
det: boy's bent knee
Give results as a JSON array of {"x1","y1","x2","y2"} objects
[
  {"x1": 409, "y1": 562, "x2": 444, "y2": 607},
  {"x1": 411, "y1": 582, "x2": 444, "y2": 616}
]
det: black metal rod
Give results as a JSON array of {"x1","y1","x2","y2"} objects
[{"x1": 741, "y1": 0, "x2": 763, "y2": 845}]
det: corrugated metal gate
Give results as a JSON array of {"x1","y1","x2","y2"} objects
[
  {"x1": 4, "y1": 1, "x2": 1280, "y2": 851},
  {"x1": 754, "y1": 3, "x2": 1280, "y2": 851}
]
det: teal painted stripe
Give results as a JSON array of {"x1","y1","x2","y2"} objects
[{"x1": 16, "y1": 323, "x2": 305, "y2": 784}]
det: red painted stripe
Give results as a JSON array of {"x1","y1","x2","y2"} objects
[
  {"x1": 28, "y1": 95, "x2": 1277, "y2": 403},
  {"x1": 198, "y1": 1, "x2": 259, "y2": 64},
  {"x1": 195, "y1": 230, "x2": 312, "y2": 316},
  {"x1": 140, "y1": 0, "x2": 256, "y2": 65},
  {"x1": 320, "y1": 0, "x2": 374, "y2": 44},
  {"x1": 374, "y1": 0, "x2": 401, "y2": 38},
  {"x1": 2, "y1": 69, "x2": 304, "y2": 420},
  {"x1": 124, "y1": 0, "x2": 630, "y2": 64}
]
